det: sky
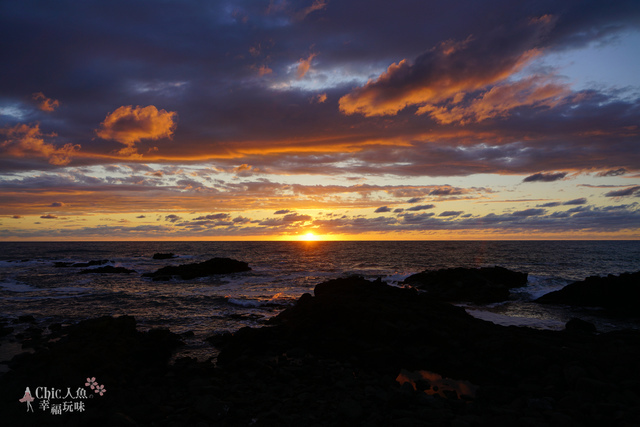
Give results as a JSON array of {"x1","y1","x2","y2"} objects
[{"x1": 1, "y1": 0, "x2": 639, "y2": 241}]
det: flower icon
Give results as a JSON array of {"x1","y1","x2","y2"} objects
[
  {"x1": 85, "y1": 377, "x2": 98, "y2": 390},
  {"x1": 94, "y1": 384, "x2": 106, "y2": 396}
]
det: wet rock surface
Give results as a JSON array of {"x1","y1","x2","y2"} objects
[
  {"x1": 1, "y1": 276, "x2": 639, "y2": 426},
  {"x1": 536, "y1": 271, "x2": 640, "y2": 316},
  {"x1": 402, "y1": 266, "x2": 528, "y2": 303},
  {"x1": 142, "y1": 257, "x2": 251, "y2": 281}
]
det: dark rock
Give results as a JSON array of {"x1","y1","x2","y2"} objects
[
  {"x1": 14, "y1": 315, "x2": 36, "y2": 324},
  {"x1": 79, "y1": 265, "x2": 136, "y2": 274},
  {"x1": 402, "y1": 266, "x2": 528, "y2": 303},
  {"x1": 536, "y1": 271, "x2": 640, "y2": 315},
  {"x1": 48, "y1": 322, "x2": 63, "y2": 331},
  {"x1": 142, "y1": 257, "x2": 251, "y2": 280},
  {"x1": 3, "y1": 315, "x2": 183, "y2": 384},
  {"x1": 2, "y1": 276, "x2": 640, "y2": 426},
  {"x1": 565, "y1": 318, "x2": 597, "y2": 334},
  {"x1": 0, "y1": 324, "x2": 14, "y2": 337},
  {"x1": 153, "y1": 252, "x2": 177, "y2": 260}
]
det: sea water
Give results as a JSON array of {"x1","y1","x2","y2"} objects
[{"x1": 1, "y1": 241, "x2": 639, "y2": 359}]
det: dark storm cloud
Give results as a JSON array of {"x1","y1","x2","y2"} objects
[{"x1": 523, "y1": 172, "x2": 567, "y2": 183}]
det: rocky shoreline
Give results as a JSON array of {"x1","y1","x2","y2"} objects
[{"x1": 1, "y1": 271, "x2": 640, "y2": 426}]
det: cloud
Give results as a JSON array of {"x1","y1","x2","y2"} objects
[
  {"x1": 428, "y1": 187, "x2": 465, "y2": 196},
  {"x1": 563, "y1": 198, "x2": 587, "y2": 205},
  {"x1": 374, "y1": 206, "x2": 392, "y2": 213},
  {"x1": 296, "y1": 0, "x2": 328, "y2": 20},
  {"x1": 32, "y1": 92, "x2": 60, "y2": 112},
  {"x1": 49, "y1": 202, "x2": 65, "y2": 207},
  {"x1": 96, "y1": 105, "x2": 177, "y2": 157},
  {"x1": 406, "y1": 204, "x2": 436, "y2": 211},
  {"x1": 136, "y1": 215, "x2": 146, "y2": 218},
  {"x1": 596, "y1": 168, "x2": 627, "y2": 177},
  {"x1": 283, "y1": 213, "x2": 312, "y2": 222},
  {"x1": 523, "y1": 172, "x2": 567, "y2": 183},
  {"x1": 165, "y1": 214, "x2": 182, "y2": 223},
  {"x1": 439, "y1": 211, "x2": 464, "y2": 217},
  {"x1": 538, "y1": 202, "x2": 561, "y2": 208},
  {"x1": 419, "y1": 75, "x2": 569, "y2": 124},
  {"x1": 406, "y1": 197, "x2": 422, "y2": 203},
  {"x1": 296, "y1": 53, "x2": 317, "y2": 79},
  {"x1": 274, "y1": 209, "x2": 291, "y2": 215},
  {"x1": 193, "y1": 213, "x2": 230, "y2": 221},
  {"x1": 40, "y1": 214, "x2": 58, "y2": 219},
  {"x1": 605, "y1": 186, "x2": 640, "y2": 198},
  {"x1": 339, "y1": 17, "x2": 554, "y2": 117},
  {"x1": 512, "y1": 208, "x2": 546, "y2": 217},
  {"x1": 0, "y1": 123, "x2": 80, "y2": 166}
]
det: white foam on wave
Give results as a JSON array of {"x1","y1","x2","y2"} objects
[
  {"x1": 466, "y1": 309, "x2": 566, "y2": 331},
  {"x1": 511, "y1": 275, "x2": 570, "y2": 300},
  {"x1": 227, "y1": 298, "x2": 264, "y2": 308},
  {"x1": 0, "y1": 280, "x2": 41, "y2": 293},
  {"x1": 0, "y1": 280, "x2": 93, "y2": 297},
  {"x1": 383, "y1": 272, "x2": 415, "y2": 286}
]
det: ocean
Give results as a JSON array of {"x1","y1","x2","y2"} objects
[{"x1": 2, "y1": 240, "x2": 640, "y2": 360}]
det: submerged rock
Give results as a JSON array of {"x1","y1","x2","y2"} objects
[
  {"x1": 536, "y1": 271, "x2": 640, "y2": 315},
  {"x1": 142, "y1": 257, "x2": 251, "y2": 280},
  {"x1": 402, "y1": 266, "x2": 528, "y2": 303},
  {"x1": 152, "y1": 252, "x2": 177, "y2": 260}
]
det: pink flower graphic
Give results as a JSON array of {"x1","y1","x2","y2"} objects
[
  {"x1": 94, "y1": 384, "x2": 106, "y2": 396},
  {"x1": 85, "y1": 376, "x2": 97, "y2": 389}
]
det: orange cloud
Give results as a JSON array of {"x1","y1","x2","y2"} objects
[
  {"x1": 295, "y1": 0, "x2": 328, "y2": 20},
  {"x1": 417, "y1": 76, "x2": 569, "y2": 124},
  {"x1": 339, "y1": 18, "x2": 554, "y2": 117},
  {"x1": 0, "y1": 123, "x2": 80, "y2": 165},
  {"x1": 296, "y1": 53, "x2": 317, "y2": 79},
  {"x1": 32, "y1": 92, "x2": 60, "y2": 112},
  {"x1": 257, "y1": 65, "x2": 273, "y2": 76},
  {"x1": 96, "y1": 105, "x2": 177, "y2": 157}
]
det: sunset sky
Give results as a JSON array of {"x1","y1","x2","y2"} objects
[{"x1": 1, "y1": 0, "x2": 639, "y2": 241}]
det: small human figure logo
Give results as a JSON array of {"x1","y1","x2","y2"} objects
[{"x1": 19, "y1": 387, "x2": 35, "y2": 412}]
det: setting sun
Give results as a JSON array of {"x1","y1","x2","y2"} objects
[{"x1": 301, "y1": 232, "x2": 318, "y2": 241}]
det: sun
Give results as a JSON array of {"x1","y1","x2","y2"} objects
[{"x1": 301, "y1": 232, "x2": 318, "y2": 241}]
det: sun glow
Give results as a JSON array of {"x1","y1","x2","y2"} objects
[{"x1": 301, "y1": 232, "x2": 319, "y2": 241}]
